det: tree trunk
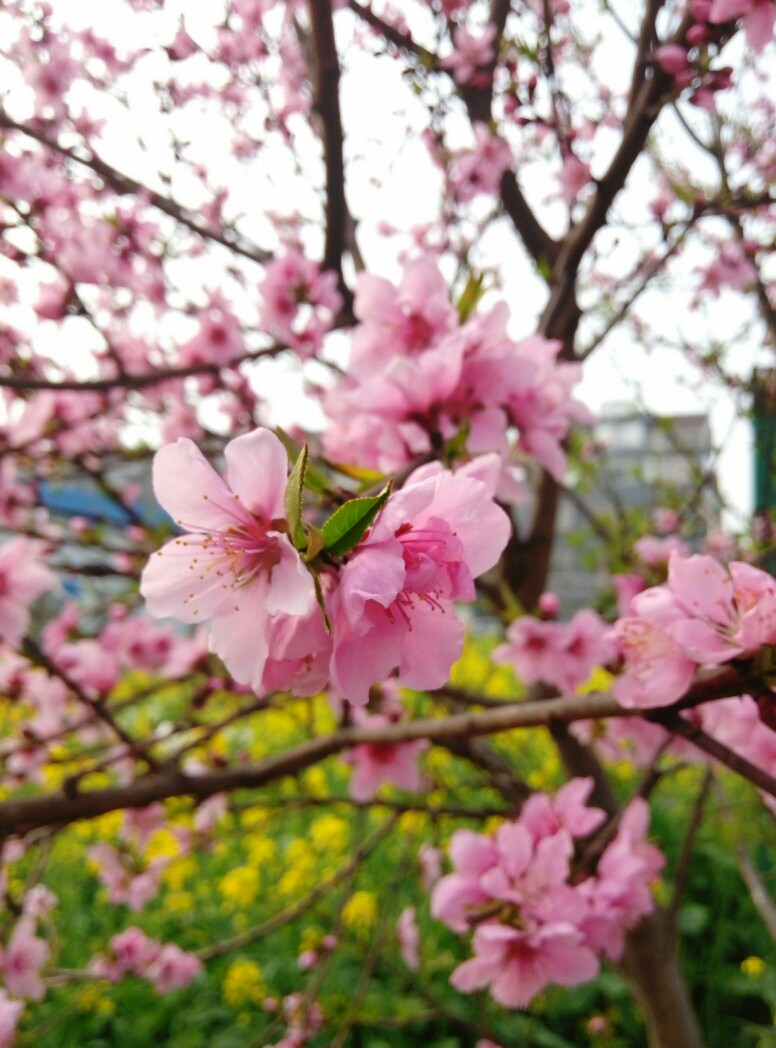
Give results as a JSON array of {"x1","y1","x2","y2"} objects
[{"x1": 620, "y1": 908, "x2": 705, "y2": 1048}]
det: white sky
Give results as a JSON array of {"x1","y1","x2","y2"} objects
[{"x1": 1, "y1": 0, "x2": 760, "y2": 527}]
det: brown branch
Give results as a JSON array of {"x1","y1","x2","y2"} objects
[
  {"x1": 653, "y1": 710, "x2": 776, "y2": 798},
  {"x1": 0, "y1": 667, "x2": 754, "y2": 836},
  {"x1": 0, "y1": 110, "x2": 271, "y2": 266},
  {"x1": 0, "y1": 345, "x2": 284, "y2": 393},
  {"x1": 346, "y1": 1, "x2": 434, "y2": 64},
  {"x1": 308, "y1": 0, "x2": 353, "y2": 309},
  {"x1": 540, "y1": 19, "x2": 689, "y2": 342},
  {"x1": 21, "y1": 639, "x2": 160, "y2": 773},
  {"x1": 666, "y1": 763, "x2": 713, "y2": 931},
  {"x1": 627, "y1": 0, "x2": 665, "y2": 112}
]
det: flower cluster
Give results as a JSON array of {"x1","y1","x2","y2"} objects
[
  {"x1": 322, "y1": 256, "x2": 591, "y2": 494},
  {"x1": 431, "y1": 779, "x2": 664, "y2": 1008},
  {"x1": 611, "y1": 552, "x2": 776, "y2": 709},
  {"x1": 0, "y1": 538, "x2": 56, "y2": 650},
  {"x1": 494, "y1": 609, "x2": 616, "y2": 694},
  {"x1": 88, "y1": 927, "x2": 202, "y2": 994},
  {"x1": 141, "y1": 427, "x2": 510, "y2": 704}
]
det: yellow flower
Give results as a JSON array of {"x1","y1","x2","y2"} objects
[
  {"x1": 398, "y1": 811, "x2": 425, "y2": 835},
  {"x1": 310, "y1": 815, "x2": 349, "y2": 854},
  {"x1": 165, "y1": 890, "x2": 194, "y2": 914},
  {"x1": 77, "y1": 985, "x2": 115, "y2": 1015},
  {"x1": 741, "y1": 956, "x2": 766, "y2": 978},
  {"x1": 222, "y1": 958, "x2": 266, "y2": 1007},
  {"x1": 278, "y1": 864, "x2": 313, "y2": 898},
  {"x1": 577, "y1": 667, "x2": 615, "y2": 695},
  {"x1": 246, "y1": 835, "x2": 277, "y2": 867},
  {"x1": 303, "y1": 767, "x2": 328, "y2": 797},
  {"x1": 286, "y1": 839, "x2": 312, "y2": 865},
  {"x1": 342, "y1": 891, "x2": 378, "y2": 935},
  {"x1": 146, "y1": 829, "x2": 182, "y2": 863},
  {"x1": 163, "y1": 856, "x2": 196, "y2": 891},
  {"x1": 219, "y1": 865, "x2": 259, "y2": 909}
]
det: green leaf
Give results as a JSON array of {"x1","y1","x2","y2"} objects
[
  {"x1": 321, "y1": 486, "x2": 391, "y2": 557},
  {"x1": 456, "y1": 271, "x2": 486, "y2": 322},
  {"x1": 274, "y1": 427, "x2": 331, "y2": 494},
  {"x1": 444, "y1": 417, "x2": 471, "y2": 463},
  {"x1": 304, "y1": 522, "x2": 325, "y2": 561},
  {"x1": 325, "y1": 459, "x2": 387, "y2": 488},
  {"x1": 284, "y1": 444, "x2": 308, "y2": 551}
]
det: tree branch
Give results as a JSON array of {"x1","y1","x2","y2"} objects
[
  {"x1": 0, "y1": 666, "x2": 756, "y2": 836},
  {"x1": 0, "y1": 110, "x2": 271, "y2": 266}
]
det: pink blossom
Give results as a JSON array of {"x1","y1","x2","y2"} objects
[
  {"x1": 451, "y1": 124, "x2": 512, "y2": 202},
  {"x1": 145, "y1": 944, "x2": 202, "y2": 993},
  {"x1": 259, "y1": 249, "x2": 342, "y2": 357},
  {"x1": 612, "y1": 573, "x2": 646, "y2": 616},
  {"x1": 580, "y1": 798, "x2": 665, "y2": 960},
  {"x1": 330, "y1": 466, "x2": 510, "y2": 703},
  {"x1": 0, "y1": 991, "x2": 23, "y2": 1048},
  {"x1": 178, "y1": 300, "x2": 244, "y2": 367},
  {"x1": 396, "y1": 906, "x2": 420, "y2": 971},
  {"x1": 431, "y1": 828, "x2": 500, "y2": 933},
  {"x1": 349, "y1": 256, "x2": 457, "y2": 374},
  {"x1": 709, "y1": 0, "x2": 776, "y2": 50},
  {"x1": 98, "y1": 927, "x2": 160, "y2": 979},
  {"x1": 2, "y1": 918, "x2": 49, "y2": 1001},
  {"x1": 494, "y1": 609, "x2": 615, "y2": 694},
  {"x1": 141, "y1": 428, "x2": 316, "y2": 690},
  {"x1": 0, "y1": 538, "x2": 56, "y2": 648},
  {"x1": 260, "y1": 596, "x2": 333, "y2": 697},
  {"x1": 343, "y1": 713, "x2": 428, "y2": 801},
  {"x1": 21, "y1": 886, "x2": 56, "y2": 920},
  {"x1": 610, "y1": 584, "x2": 699, "y2": 709},
  {"x1": 441, "y1": 24, "x2": 496, "y2": 85},
  {"x1": 419, "y1": 844, "x2": 443, "y2": 890},
  {"x1": 450, "y1": 921, "x2": 599, "y2": 1008},
  {"x1": 695, "y1": 243, "x2": 757, "y2": 296},
  {"x1": 634, "y1": 534, "x2": 690, "y2": 567},
  {"x1": 556, "y1": 154, "x2": 593, "y2": 201},
  {"x1": 655, "y1": 44, "x2": 693, "y2": 79},
  {"x1": 520, "y1": 778, "x2": 607, "y2": 841},
  {"x1": 571, "y1": 715, "x2": 670, "y2": 766},
  {"x1": 667, "y1": 553, "x2": 776, "y2": 664}
]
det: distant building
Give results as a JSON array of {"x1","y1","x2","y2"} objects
[{"x1": 548, "y1": 405, "x2": 720, "y2": 613}]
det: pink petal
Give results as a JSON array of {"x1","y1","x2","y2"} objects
[
  {"x1": 140, "y1": 537, "x2": 240, "y2": 623},
  {"x1": 152, "y1": 439, "x2": 243, "y2": 533},
  {"x1": 668, "y1": 553, "x2": 736, "y2": 626},
  {"x1": 450, "y1": 954, "x2": 501, "y2": 994},
  {"x1": 397, "y1": 599, "x2": 465, "y2": 691},
  {"x1": 264, "y1": 535, "x2": 315, "y2": 615},
  {"x1": 671, "y1": 618, "x2": 744, "y2": 664},
  {"x1": 224, "y1": 428, "x2": 288, "y2": 521},
  {"x1": 745, "y1": 3, "x2": 776, "y2": 49},
  {"x1": 208, "y1": 584, "x2": 271, "y2": 689},
  {"x1": 340, "y1": 541, "x2": 405, "y2": 628},
  {"x1": 708, "y1": 0, "x2": 751, "y2": 21}
]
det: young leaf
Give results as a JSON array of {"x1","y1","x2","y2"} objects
[
  {"x1": 456, "y1": 271, "x2": 487, "y2": 322},
  {"x1": 311, "y1": 569, "x2": 331, "y2": 633},
  {"x1": 321, "y1": 486, "x2": 391, "y2": 557},
  {"x1": 275, "y1": 427, "x2": 331, "y2": 494},
  {"x1": 324, "y1": 459, "x2": 388, "y2": 488},
  {"x1": 284, "y1": 444, "x2": 308, "y2": 551},
  {"x1": 304, "y1": 522, "x2": 325, "y2": 562}
]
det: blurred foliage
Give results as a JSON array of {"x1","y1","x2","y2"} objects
[{"x1": 5, "y1": 636, "x2": 776, "y2": 1047}]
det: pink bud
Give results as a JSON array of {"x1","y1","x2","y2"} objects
[
  {"x1": 655, "y1": 44, "x2": 690, "y2": 76},
  {"x1": 686, "y1": 23, "x2": 711, "y2": 45}
]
